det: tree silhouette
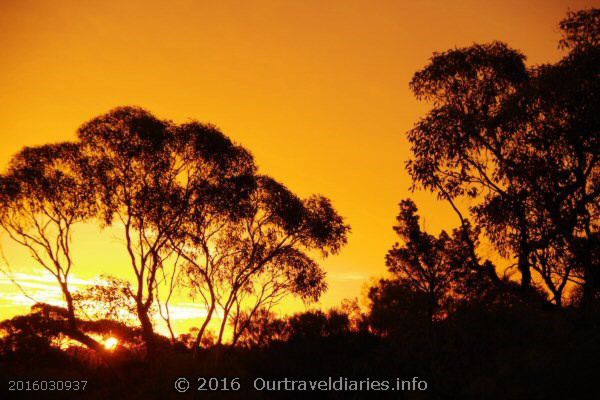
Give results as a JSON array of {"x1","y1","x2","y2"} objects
[
  {"x1": 0, "y1": 143, "x2": 104, "y2": 352},
  {"x1": 385, "y1": 200, "x2": 454, "y2": 319},
  {"x1": 181, "y1": 175, "x2": 349, "y2": 350},
  {"x1": 406, "y1": 8, "x2": 599, "y2": 306},
  {"x1": 77, "y1": 107, "x2": 260, "y2": 356},
  {"x1": 559, "y1": 8, "x2": 600, "y2": 51},
  {"x1": 73, "y1": 106, "x2": 349, "y2": 356},
  {"x1": 507, "y1": 10, "x2": 599, "y2": 306},
  {"x1": 215, "y1": 177, "x2": 347, "y2": 345},
  {"x1": 76, "y1": 107, "x2": 184, "y2": 357},
  {"x1": 161, "y1": 120, "x2": 257, "y2": 352}
]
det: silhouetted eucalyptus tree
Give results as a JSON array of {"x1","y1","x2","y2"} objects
[
  {"x1": 0, "y1": 143, "x2": 104, "y2": 351},
  {"x1": 215, "y1": 177, "x2": 347, "y2": 345},
  {"x1": 506, "y1": 9, "x2": 599, "y2": 306},
  {"x1": 77, "y1": 107, "x2": 186, "y2": 356},
  {"x1": 181, "y1": 175, "x2": 349, "y2": 350},
  {"x1": 407, "y1": 41, "x2": 532, "y2": 290},
  {"x1": 164, "y1": 120, "x2": 257, "y2": 352},
  {"x1": 77, "y1": 107, "x2": 258, "y2": 356},
  {"x1": 406, "y1": 8, "x2": 599, "y2": 305}
]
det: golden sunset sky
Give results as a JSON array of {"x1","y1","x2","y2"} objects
[{"x1": 0, "y1": 0, "x2": 594, "y2": 336}]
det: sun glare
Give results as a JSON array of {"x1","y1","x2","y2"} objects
[{"x1": 104, "y1": 337, "x2": 119, "y2": 351}]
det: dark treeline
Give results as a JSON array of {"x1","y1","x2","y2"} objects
[{"x1": 1, "y1": 8, "x2": 599, "y2": 400}]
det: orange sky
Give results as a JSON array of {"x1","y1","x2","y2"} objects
[{"x1": 0, "y1": 0, "x2": 595, "y2": 335}]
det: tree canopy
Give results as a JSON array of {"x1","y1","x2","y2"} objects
[
  {"x1": 0, "y1": 106, "x2": 349, "y2": 357},
  {"x1": 406, "y1": 8, "x2": 599, "y2": 306}
]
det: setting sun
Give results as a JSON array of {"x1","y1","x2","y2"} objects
[{"x1": 104, "y1": 337, "x2": 119, "y2": 351}]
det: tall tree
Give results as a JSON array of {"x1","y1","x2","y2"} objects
[
  {"x1": 406, "y1": 8, "x2": 599, "y2": 305},
  {"x1": 180, "y1": 175, "x2": 349, "y2": 350},
  {"x1": 407, "y1": 41, "x2": 532, "y2": 290},
  {"x1": 77, "y1": 107, "x2": 185, "y2": 356},
  {"x1": 165, "y1": 120, "x2": 257, "y2": 352},
  {"x1": 78, "y1": 107, "x2": 257, "y2": 356},
  {"x1": 0, "y1": 143, "x2": 104, "y2": 351}
]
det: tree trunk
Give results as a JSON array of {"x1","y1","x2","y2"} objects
[
  {"x1": 517, "y1": 233, "x2": 531, "y2": 291},
  {"x1": 60, "y1": 281, "x2": 77, "y2": 330},
  {"x1": 66, "y1": 329, "x2": 105, "y2": 353},
  {"x1": 554, "y1": 292, "x2": 563, "y2": 308},
  {"x1": 514, "y1": 206, "x2": 533, "y2": 292},
  {"x1": 137, "y1": 302, "x2": 156, "y2": 358},
  {"x1": 59, "y1": 281, "x2": 105, "y2": 353},
  {"x1": 193, "y1": 301, "x2": 215, "y2": 357},
  {"x1": 231, "y1": 316, "x2": 249, "y2": 347},
  {"x1": 217, "y1": 306, "x2": 231, "y2": 345},
  {"x1": 518, "y1": 257, "x2": 531, "y2": 291}
]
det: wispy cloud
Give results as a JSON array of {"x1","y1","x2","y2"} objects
[
  {"x1": 330, "y1": 272, "x2": 367, "y2": 281},
  {"x1": 0, "y1": 270, "x2": 213, "y2": 322},
  {"x1": 0, "y1": 270, "x2": 97, "y2": 309}
]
